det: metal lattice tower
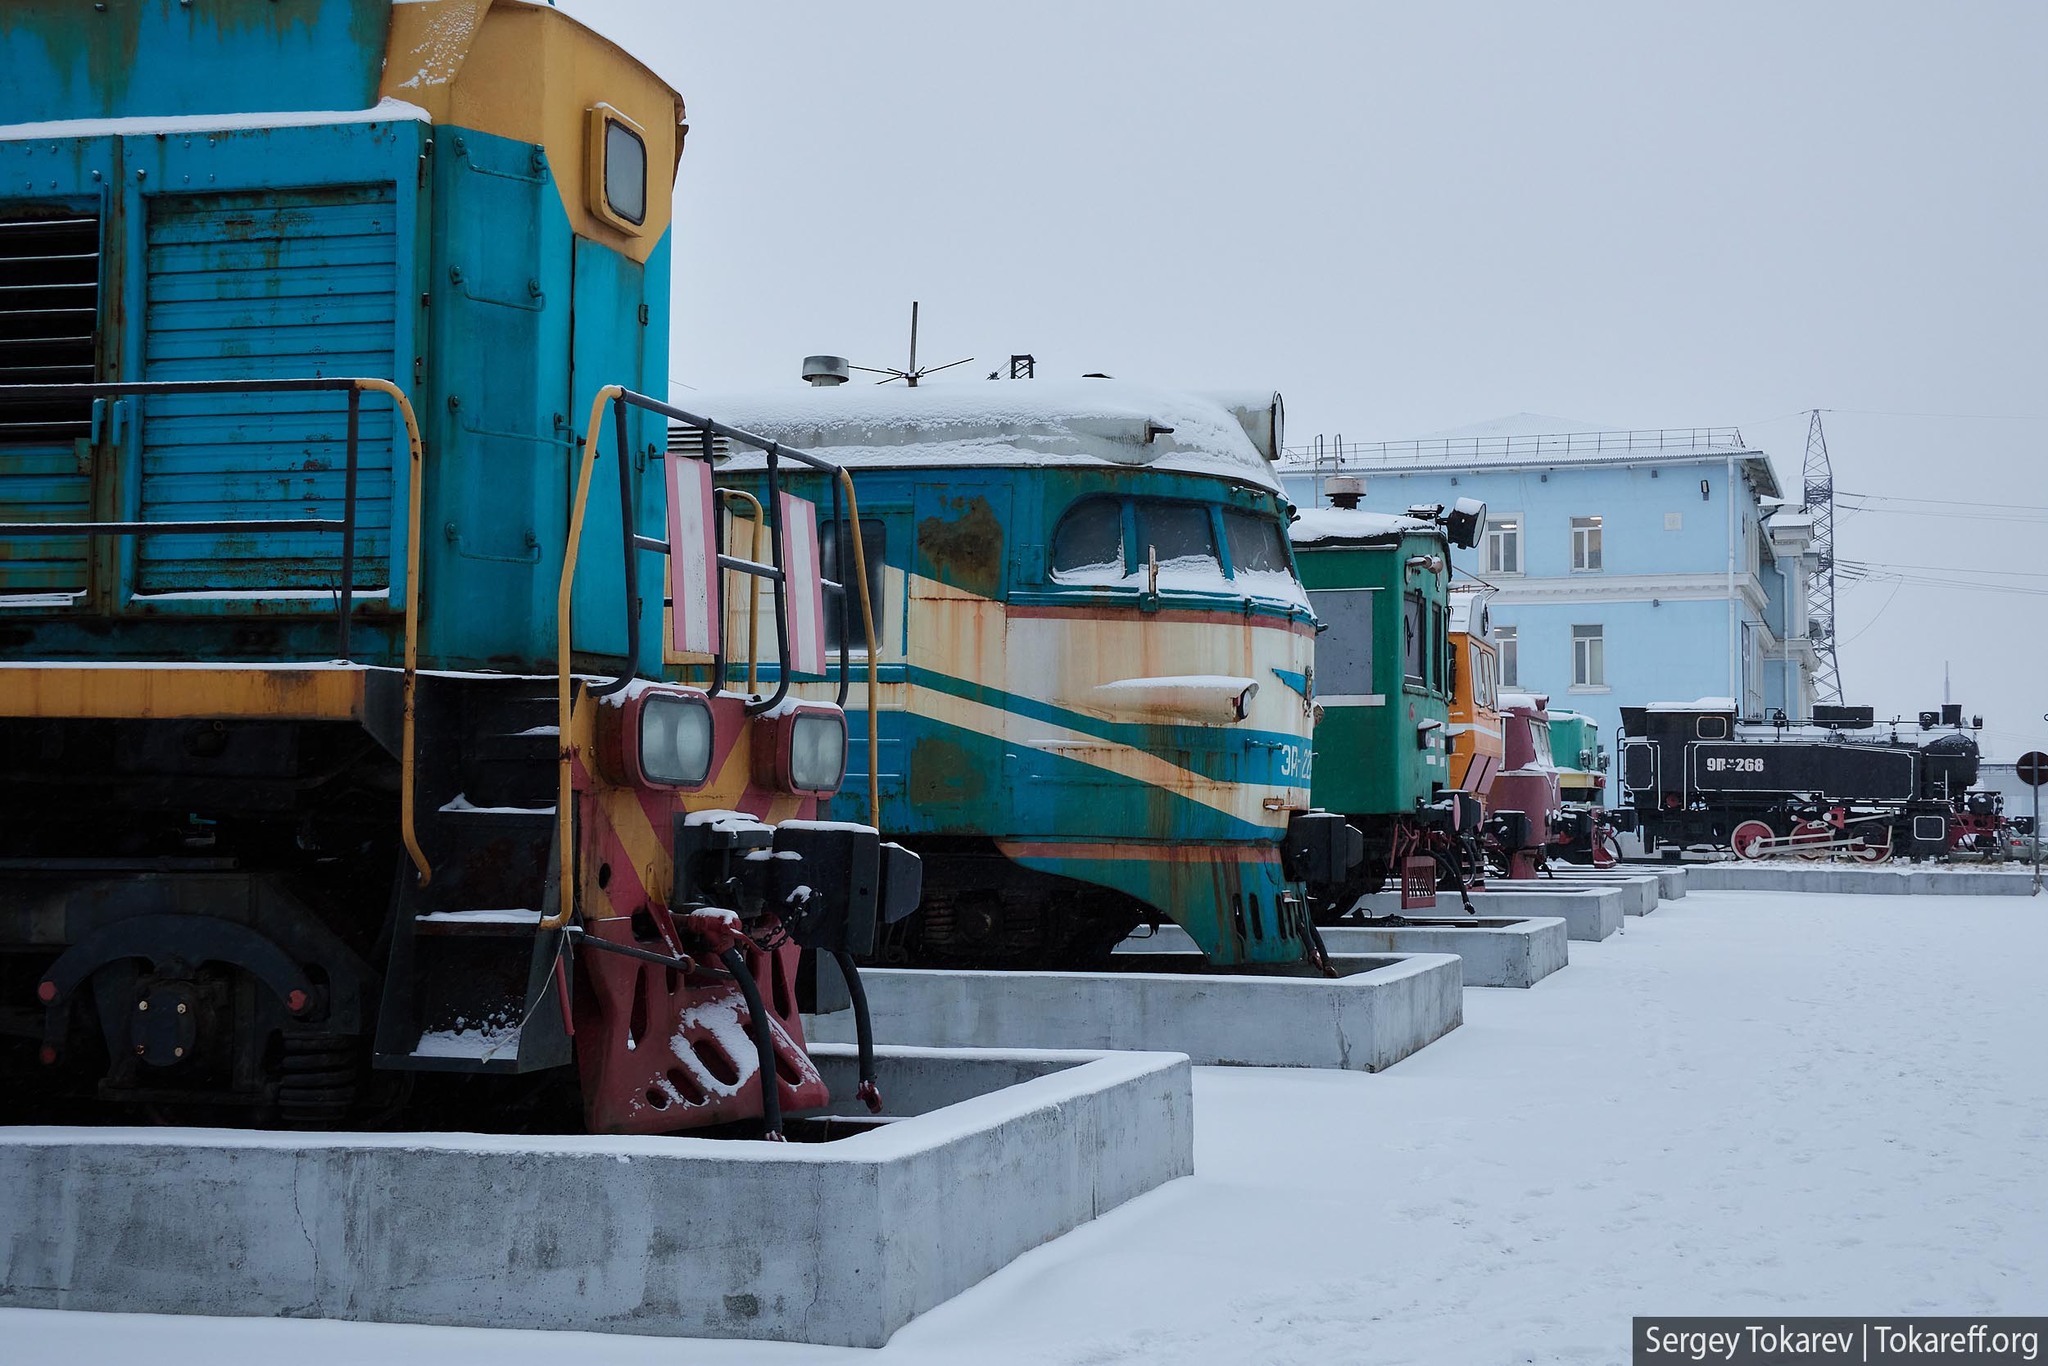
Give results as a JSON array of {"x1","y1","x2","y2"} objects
[{"x1": 1802, "y1": 410, "x2": 1843, "y2": 704}]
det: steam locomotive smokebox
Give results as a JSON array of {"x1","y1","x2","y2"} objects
[{"x1": 0, "y1": 1045, "x2": 1191, "y2": 1347}]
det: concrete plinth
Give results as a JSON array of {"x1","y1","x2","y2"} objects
[
  {"x1": 1355, "y1": 887, "x2": 1624, "y2": 943},
  {"x1": 1538, "y1": 873, "x2": 1661, "y2": 916},
  {"x1": 0, "y1": 1044, "x2": 1190, "y2": 1348},
  {"x1": 1119, "y1": 919, "x2": 1567, "y2": 989},
  {"x1": 1644, "y1": 864, "x2": 1689, "y2": 898},
  {"x1": 808, "y1": 954, "x2": 1464, "y2": 1072},
  {"x1": 1684, "y1": 863, "x2": 2039, "y2": 896}
]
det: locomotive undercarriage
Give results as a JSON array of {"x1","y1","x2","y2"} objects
[
  {"x1": 0, "y1": 673, "x2": 892, "y2": 1136},
  {"x1": 871, "y1": 841, "x2": 1145, "y2": 969},
  {"x1": 0, "y1": 713, "x2": 403, "y2": 1126},
  {"x1": 1310, "y1": 809, "x2": 1479, "y2": 924}
]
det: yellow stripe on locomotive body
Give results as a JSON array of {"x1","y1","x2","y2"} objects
[{"x1": 698, "y1": 381, "x2": 1330, "y2": 967}]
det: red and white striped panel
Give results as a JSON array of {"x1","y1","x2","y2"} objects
[
  {"x1": 780, "y1": 491, "x2": 826, "y2": 678},
  {"x1": 666, "y1": 454, "x2": 720, "y2": 657}
]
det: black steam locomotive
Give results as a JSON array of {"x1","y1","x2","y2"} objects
[{"x1": 1618, "y1": 701, "x2": 1989, "y2": 862}]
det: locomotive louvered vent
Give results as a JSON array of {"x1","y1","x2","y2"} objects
[
  {"x1": 666, "y1": 423, "x2": 735, "y2": 461},
  {"x1": 0, "y1": 213, "x2": 99, "y2": 442}
]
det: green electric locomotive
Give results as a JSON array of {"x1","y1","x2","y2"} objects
[{"x1": 1289, "y1": 491, "x2": 1486, "y2": 910}]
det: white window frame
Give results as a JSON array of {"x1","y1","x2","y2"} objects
[
  {"x1": 1495, "y1": 624, "x2": 1519, "y2": 689},
  {"x1": 1570, "y1": 515, "x2": 1603, "y2": 572},
  {"x1": 1571, "y1": 623, "x2": 1606, "y2": 690},
  {"x1": 1484, "y1": 515, "x2": 1522, "y2": 576}
]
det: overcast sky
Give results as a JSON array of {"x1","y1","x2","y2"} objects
[{"x1": 568, "y1": 0, "x2": 2048, "y2": 758}]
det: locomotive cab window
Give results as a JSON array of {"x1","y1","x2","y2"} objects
[
  {"x1": 1696, "y1": 715, "x2": 1730, "y2": 740},
  {"x1": 1222, "y1": 510, "x2": 1288, "y2": 575},
  {"x1": 1403, "y1": 592, "x2": 1425, "y2": 687},
  {"x1": 1136, "y1": 500, "x2": 1223, "y2": 590},
  {"x1": 1051, "y1": 498, "x2": 1127, "y2": 583},
  {"x1": 586, "y1": 104, "x2": 648, "y2": 233}
]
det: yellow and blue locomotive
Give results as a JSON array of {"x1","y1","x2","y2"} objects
[{"x1": 0, "y1": 0, "x2": 913, "y2": 1136}]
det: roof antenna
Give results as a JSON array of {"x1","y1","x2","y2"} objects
[{"x1": 851, "y1": 301, "x2": 973, "y2": 387}]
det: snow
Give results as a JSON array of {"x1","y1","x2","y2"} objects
[
  {"x1": 411, "y1": 1014, "x2": 522, "y2": 1061},
  {"x1": 0, "y1": 96, "x2": 430, "y2": 141},
  {"x1": 695, "y1": 380, "x2": 1286, "y2": 494},
  {"x1": 1647, "y1": 697, "x2": 1740, "y2": 713},
  {"x1": 413, "y1": 909, "x2": 541, "y2": 926},
  {"x1": 1288, "y1": 506, "x2": 1439, "y2": 544},
  {"x1": 7, "y1": 889, "x2": 2047, "y2": 1363},
  {"x1": 130, "y1": 589, "x2": 391, "y2": 602},
  {"x1": 438, "y1": 795, "x2": 554, "y2": 815},
  {"x1": 683, "y1": 808, "x2": 768, "y2": 832},
  {"x1": 1499, "y1": 690, "x2": 1551, "y2": 713},
  {"x1": 0, "y1": 592, "x2": 86, "y2": 608}
]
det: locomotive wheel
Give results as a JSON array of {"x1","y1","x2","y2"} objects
[
  {"x1": 1851, "y1": 828, "x2": 1894, "y2": 864},
  {"x1": 1789, "y1": 819, "x2": 1832, "y2": 861},
  {"x1": 1729, "y1": 820, "x2": 1775, "y2": 861}
]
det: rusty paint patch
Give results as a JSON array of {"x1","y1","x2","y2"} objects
[{"x1": 916, "y1": 495, "x2": 1004, "y2": 598}]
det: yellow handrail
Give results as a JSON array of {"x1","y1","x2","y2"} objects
[
  {"x1": 542, "y1": 394, "x2": 883, "y2": 925},
  {"x1": 545, "y1": 385, "x2": 624, "y2": 930},
  {"x1": 837, "y1": 469, "x2": 881, "y2": 828},
  {"x1": 352, "y1": 378, "x2": 433, "y2": 887}
]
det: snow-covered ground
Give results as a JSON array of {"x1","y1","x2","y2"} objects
[{"x1": 8, "y1": 889, "x2": 2046, "y2": 1365}]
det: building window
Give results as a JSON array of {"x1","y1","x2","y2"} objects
[
  {"x1": 1570, "y1": 515, "x2": 1603, "y2": 571},
  {"x1": 1572, "y1": 624, "x2": 1605, "y2": 687},
  {"x1": 1485, "y1": 516, "x2": 1521, "y2": 575},
  {"x1": 1496, "y1": 625, "x2": 1518, "y2": 688}
]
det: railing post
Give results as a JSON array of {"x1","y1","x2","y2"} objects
[
  {"x1": 591, "y1": 392, "x2": 639, "y2": 698},
  {"x1": 339, "y1": 386, "x2": 359, "y2": 662}
]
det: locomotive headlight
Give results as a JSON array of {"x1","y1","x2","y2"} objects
[
  {"x1": 788, "y1": 710, "x2": 847, "y2": 793},
  {"x1": 638, "y1": 693, "x2": 715, "y2": 788}
]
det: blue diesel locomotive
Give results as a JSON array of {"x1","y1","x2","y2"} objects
[
  {"x1": 0, "y1": 0, "x2": 913, "y2": 1135},
  {"x1": 696, "y1": 381, "x2": 1360, "y2": 968}
]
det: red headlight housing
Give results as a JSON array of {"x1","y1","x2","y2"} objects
[
  {"x1": 597, "y1": 687, "x2": 716, "y2": 790},
  {"x1": 752, "y1": 703, "x2": 847, "y2": 796}
]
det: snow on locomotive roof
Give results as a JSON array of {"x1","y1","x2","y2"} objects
[
  {"x1": 1498, "y1": 691, "x2": 1550, "y2": 713},
  {"x1": 1645, "y1": 697, "x2": 1739, "y2": 712},
  {"x1": 0, "y1": 96, "x2": 429, "y2": 141},
  {"x1": 1286, "y1": 507, "x2": 1441, "y2": 544},
  {"x1": 690, "y1": 381, "x2": 1284, "y2": 493},
  {"x1": 1447, "y1": 585, "x2": 1493, "y2": 635}
]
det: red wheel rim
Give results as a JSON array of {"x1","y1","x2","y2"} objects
[{"x1": 1731, "y1": 820, "x2": 1774, "y2": 860}]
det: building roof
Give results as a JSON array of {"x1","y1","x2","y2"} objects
[{"x1": 1279, "y1": 417, "x2": 1780, "y2": 500}]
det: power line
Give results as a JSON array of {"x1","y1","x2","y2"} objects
[
  {"x1": 1839, "y1": 558, "x2": 2048, "y2": 580},
  {"x1": 1839, "y1": 489, "x2": 2048, "y2": 514},
  {"x1": 1819, "y1": 407, "x2": 2048, "y2": 422}
]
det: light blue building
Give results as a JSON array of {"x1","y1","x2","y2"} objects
[{"x1": 1280, "y1": 415, "x2": 1819, "y2": 782}]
